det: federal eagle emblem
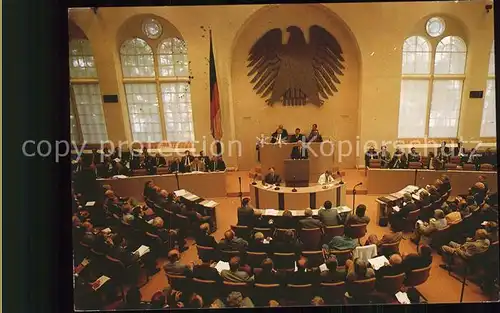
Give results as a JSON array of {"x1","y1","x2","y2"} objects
[{"x1": 247, "y1": 25, "x2": 345, "y2": 107}]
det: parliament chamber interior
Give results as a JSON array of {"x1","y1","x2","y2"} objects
[{"x1": 69, "y1": 2, "x2": 499, "y2": 310}]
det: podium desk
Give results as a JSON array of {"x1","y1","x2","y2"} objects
[
  {"x1": 260, "y1": 143, "x2": 335, "y2": 182},
  {"x1": 250, "y1": 181, "x2": 346, "y2": 210},
  {"x1": 284, "y1": 159, "x2": 309, "y2": 187},
  {"x1": 98, "y1": 171, "x2": 227, "y2": 200}
]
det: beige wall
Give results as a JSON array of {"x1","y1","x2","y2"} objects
[{"x1": 68, "y1": 2, "x2": 495, "y2": 169}]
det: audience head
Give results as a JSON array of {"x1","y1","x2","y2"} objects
[
  {"x1": 355, "y1": 204, "x2": 367, "y2": 218},
  {"x1": 475, "y1": 229, "x2": 488, "y2": 240},
  {"x1": 122, "y1": 214, "x2": 135, "y2": 225},
  {"x1": 448, "y1": 202, "x2": 458, "y2": 212},
  {"x1": 269, "y1": 167, "x2": 275, "y2": 174},
  {"x1": 325, "y1": 256, "x2": 338, "y2": 272},
  {"x1": 485, "y1": 222, "x2": 498, "y2": 234},
  {"x1": 242, "y1": 198, "x2": 250, "y2": 207},
  {"x1": 152, "y1": 217, "x2": 164, "y2": 228},
  {"x1": 200, "y1": 223, "x2": 210, "y2": 235},
  {"x1": 185, "y1": 150, "x2": 191, "y2": 156},
  {"x1": 297, "y1": 258, "x2": 307, "y2": 271},
  {"x1": 381, "y1": 145, "x2": 387, "y2": 151},
  {"x1": 411, "y1": 147, "x2": 416, "y2": 153},
  {"x1": 229, "y1": 256, "x2": 241, "y2": 271},
  {"x1": 311, "y1": 296, "x2": 325, "y2": 306},
  {"x1": 441, "y1": 175, "x2": 450, "y2": 183},
  {"x1": 283, "y1": 229, "x2": 295, "y2": 242},
  {"x1": 150, "y1": 291, "x2": 166, "y2": 309},
  {"x1": 434, "y1": 179, "x2": 443, "y2": 187},
  {"x1": 254, "y1": 232, "x2": 264, "y2": 242},
  {"x1": 261, "y1": 258, "x2": 274, "y2": 272},
  {"x1": 104, "y1": 190, "x2": 115, "y2": 199},
  {"x1": 324, "y1": 200, "x2": 333, "y2": 210},
  {"x1": 312, "y1": 123, "x2": 318, "y2": 130},
  {"x1": 304, "y1": 208, "x2": 313, "y2": 217},
  {"x1": 125, "y1": 287, "x2": 141, "y2": 306},
  {"x1": 354, "y1": 258, "x2": 368, "y2": 276},
  {"x1": 419, "y1": 244, "x2": 432, "y2": 258},
  {"x1": 282, "y1": 209, "x2": 293, "y2": 218},
  {"x1": 144, "y1": 180, "x2": 154, "y2": 189},
  {"x1": 389, "y1": 254, "x2": 403, "y2": 265},
  {"x1": 224, "y1": 230, "x2": 235, "y2": 241},
  {"x1": 278, "y1": 124, "x2": 284, "y2": 130},
  {"x1": 160, "y1": 189, "x2": 168, "y2": 198},
  {"x1": 226, "y1": 292, "x2": 244, "y2": 308},
  {"x1": 420, "y1": 190, "x2": 430, "y2": 199},
  {"x1": 295, "y1": 128, "x2": 300, "y2": 135},
  {"x1": 199, "y1": 150, "x2": 205, "y2": 157},
  {"x1": 167, "y1": 249, "x2": 180, "y2": 263},
  {"x1": 82, "y1": 221, "x2": 93, "y2": 232},
  {"x1": 189, "y1": 294, "x2": 204, "y2": 308},
  {"x1": 478, "y1": 175, "x2": 486, "y2": 183},
  {"x1": 434, "y1": 209, "x2": 445, "y2": 220},
  {"x1": 269, "y1": 300, "x2": 280, "y2": 307},
  {"x1": 403, "y1": 193, "x2": 412, "y2": 202}
]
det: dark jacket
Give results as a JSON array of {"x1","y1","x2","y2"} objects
[
  {"x1": 264, "y1": 173, "x2": 282, "y2": 185},
  {"x1": 287, "y1": 270, "x2": 320, "y2": 285},
  {"x1": 320, "y1": 270, "x2": 346, "y2": 283},
  {"x1": 192, "y1": 264, "x2": 222, "y2": 283},
  {"x1": 290, "y1": 146, "x2": 309, "y2": 160},
  {"x1": 401, "y1": 254, "x2": 432, "y2": 272},
  {"x1": 196, "y1": 233, "x2": 218, "y2": 248},
  {"x1": 237, "y1": 206, "x2": 255, "y2": 227},
  {"x1": 393, "y1": 201, "x2": 417, "y2": 219},
  {"x1": 298, "y1": 217, "x2": 323, "y2": 229},
  {"x1": 318, "y1": 208, "x2": 340, "y2": 226}
]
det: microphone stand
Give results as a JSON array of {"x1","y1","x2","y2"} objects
[
  {"x1": 353, "y1": 183, "x2": 362, "y2": 210},
  {"x1": 337, "y1": 171, "x2": 344, "y2": 185},
  {"x1": 251, "y1": 174, "x2": 257, "y2": 185},
  {"x1": 238, "y1": 177, "x2": 243, "y2": 206},
  {"x1": 292, "y1": 175, "x2": 297, "y2": 192},
  {"x1": 175, "y1": 172, "x2": 180, "y2": 190}
]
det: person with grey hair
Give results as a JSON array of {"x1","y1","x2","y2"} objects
[
  {"x1": 411, "y1": 209, "x2": 448, "y2": 245},
  {"x1": 345, "y1": 258, "x2": 375, "y2": 282},
  {"x1": 211, "y1": 292, "x2": 255, "y2": 308},
  {"x1": 248, "y1": 232, "x2": 269, "y2": 253},
  {"x1": 220, "y1": 256, "x2": 254, "y2": 283},
  {"x1": 389, "y1": 192, "x2": 417, "y2": 231},
  {"x1": 298, "y1": 208, "x2": 323, "y2": 229}
]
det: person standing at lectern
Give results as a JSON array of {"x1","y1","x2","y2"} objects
[
  {"x1": 318, "y1": 170, "x2": 335, "y2": 185},
  {"x1": 289, "y1": 128, "x2": 305, "y2": 143},
  {"x1": 264, "y1": 167, "x2": 281, "y2": 185},
  {"x1": 290, "y1": 141, "x2": 308, "y2": 159},
  {"x1": 180, "y1": 150, "x2": 194, "y2": 173},
  {"x1": 270, "y1": 125, "x2": 288, "y2": 143}
]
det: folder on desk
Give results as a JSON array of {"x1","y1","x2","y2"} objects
[
  {"x1": 368, "y1": 255, "x2": 389, "y2": 271},
  {"x1": 174, "y1": 189, "x2": 188, "y2": 197},
  {"x1": 134, "y1": 245, "x2": 150, "y2": 257},
  {"x1": 85, "y1": 201, "x2": 95, "y2": 207}
]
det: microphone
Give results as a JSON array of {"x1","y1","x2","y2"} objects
[
  {"x1": 354, "y1": 182, "x2": 363, "y2": 188},
  {"x1": 292, "y1": 175, "x2": 297, "y2": 192},
  {"x1": 251, "y1": 173, "x2": 257, "y2": 185},
  {"x1": 337, "y1": 171, "x2": 344, "y2": 185}
]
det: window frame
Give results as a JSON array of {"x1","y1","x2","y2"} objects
[{"x1": 480, "y1": 41, "x2": 496, "y2": 139}]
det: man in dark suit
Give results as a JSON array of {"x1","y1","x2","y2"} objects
[
  {"x1": 407, "y1": 147, "x2": 421, "y2": 163},
  {"x1": 270, "y1": 125, "x2": 289, "y2": 143},
  {"x1": 195, "y1": 223, "x2": 218, "y2": 249},
  {"x1": 217, "y1": 230, "x2": 248, "y2": 253},
  {"x1": 199, "y1": 150, "x2": 210, "y2": 169},
  {"x1": 307, "y1": 124, "x2": 323, "y2": 142},
  {"x1": 180, "y1": 150, "x2": 194, "y2": 173},
  {"x1": 287, "y1": 258, "x2": 319, "y2": 285},
  {"x1": 376, "y1": 254, "x2": 405, "y2": 279},
  {"x1": 389, "y1": 193, "x2": 417, "y2": 231},
  {"x1": 209, "y1": 156, "x2": 226, "y2": 172},
  {"x1": 237, "y1": 198, "x2": 255, "y2": 227},
  {"x1": 298, "y1": 208, "x2": 323, "y2": 229},
  {"x1": 289, "y1": 128, "x2": 305, "y2": 143},
  {"x1": 290, "y1": 141, "x2": 308, "y2": 159},
  {"x1": 264, "y1": 167, "x2": 281, "y2": 185},
  {"x1": 318, "y1": 200, "x2": 340, "y2": 226},
  {"x1": 365, "y1": 146, "x2": 378, "y2": 168},
  {"x1": 169, "y1": 157, "x2": 181, "y2": 173}
]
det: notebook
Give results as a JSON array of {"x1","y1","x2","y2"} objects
[
  {"x1": 336, "y1": 206, "x2": 352, "y2": 214},
  {"x1": 392, "y1": 206, "x2": 401, "y2": 212},
  {"x1": 101, "y1": 228, "x2": 112, "y2": 234},
  {"x1": 214, "y1": 261, "x2": 230, "y2": 273},
  {"x1": 368, "y1": 255, "x2": 389, "y2": 271},
  {"x1": 319, "y1": 263, "x2": 328, "y2": 272},
  {"x1": 134, "y1": 245, "x2": 151, "y2": 257},
  {"x1": 91, "y1": 275, "x2": 111, "y2": 291},
  {"x1": 395, "y1": 291, "x2": 411, "y2": 304},
  {"x1": 85, "y1": 201, "x2": 96, "y2": 207}
]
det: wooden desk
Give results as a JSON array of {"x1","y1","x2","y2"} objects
[
  {"x1": 249, "y1": 181, "x2": 346, "y2": 210},
  {"x1": 260, "y1": 143, "x2": 335, "y2": 182},
  {"x1": 415, "y1": 170, "x2": 497, "y2": 196},
  {"x1": 367, "y1": 169, "x2": 416, "y2": 195},
  {"x1": 97, "y1": 171, "x2": 227, "y2": 200}
]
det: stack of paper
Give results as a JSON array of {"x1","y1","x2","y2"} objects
[
  {"x1": 214, "y1": 261, "x2": 230, "y2": 273},
  {"x1": 368, "y1": 255, "x2": 389, "y2": 271},
  {"x1": 113, "y1": 158, "x2": 121, "y2": 163},
  {"x1": 200, "y1": 200, "x2": 218, "y2": 208},
  {"x1": 101, "y1": 228, "x2": 112, "y2": 234},
  {"x1": 185, "y1": 194, "x2": 200, "y2": 201},
  {"x1": 91, "y1": 275, "x2": 111, "y2": 291},
  {"x1": 264, "y1": 209, "x2": 279, "y2": 216},
  {"x1": 134, "y1": 245, "x2": 151, "y2": 257},
  {"x1": 395, "y1": 291, "x2": 411, "y2": 304},
  {"x1": 319, "y1": 263, "x2": 328, "y2": 272},
  {"x1": 174, "y1": 189, "x2": 188, "y2": 197},
  {"x1": 85, "y1": 201, "x2": 96, "y2": 207}
]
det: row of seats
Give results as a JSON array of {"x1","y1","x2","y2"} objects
[{"x1": 369, "y1": 158, "x2": 495, "y2": 171}]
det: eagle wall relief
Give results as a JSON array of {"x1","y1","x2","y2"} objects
[{"x1": 247, "y1": 25, "x2": 345, "y2": 107}]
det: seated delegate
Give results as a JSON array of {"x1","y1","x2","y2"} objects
[
  {"x1": 290, "y1": 141, "x2": 308, "y2": 159},
  {"x1": 264, "y1": 167, "x2": 282, "y2": 185},
  {"x1": 270, "y1": 125, "x2": 289, "y2": 143}
]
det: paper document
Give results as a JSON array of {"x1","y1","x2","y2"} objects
[
  {"x1": 174, "y1": 189, "x2": 188, "y2": 197},
  {"x1": 290, "y1": 210, "x2": 303, "y2": 216},
  {"x1": 134, "y1": 245, "x2": 151, "y2": 257},
  {"x1": 91, "y1": 275, "x2": 111, "y2": 291},
  {"x1": 319, "y1": 263, "x2": 328, "y2": 272},
  {"x1": 85, "y1": 201, "x2": 95, "y2": 207},
  {"x1": 368, "y1": 255, "x2": 389, "y2": 271},
  {"x1": 311, "y1": 209, "x2": 319, "y2": 215},
  {"x1": 185, "y1": 194, "x2": 200, "y2": 201},
  {"x1": 392, "y1": 206, "x2": 401, "y2": 213},
  {"x1": 412, "y1": 194, "x2": 420, "y2": 201},
  {"x1": 114, "y1": 158, "x2": 121, "y2": 163},
  {"x1": 395, "y1": 291, "x2": 411, "y2": 304},
  {"x1": 336, "y1": 206, "x2": 352, "y2": 214},
  {"x1": 264, "y1": 209, "x2": 279, "y2": 216},
  {"x1": 294, "y1": 262, "x2": 298, "y2": 272},
  {"x1": 214, "y1": 261, "x2": 230, "y2": 273},
  {"x1": 147, "y1": 219, "x2": 154, "y2": 224},
  {"x1": 481, "y1": 221, "x2": 488, "y2": 226},
  {"x1": 113, "y1": 175, "x2": 128, "y2": 179},
  {"x1": 200, "y1": 200, "x2": 218, "y2": 208},
  {"x1": 101, "y1": 228, "x2": 112, "y2": 234}
]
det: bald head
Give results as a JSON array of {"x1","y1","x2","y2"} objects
[
  {"x1": 224, "y1": 230, "x2": 235, "y2": 241},
  {"x1": 104, "y1": 190, "x2": 115, "y2": 198},
  {"x1": 167, "y1": 249, "x2": 180, "y2": 262},
  {"x1": 475, "y1": 229, "x2": 488, "y2": 240},
  {"x1": 389, "y1": 254, "x2": 402, "y2": 265},
  {"x1": 297, "y1": 258, "x2": 307, "y2": 271},
  {"x1": 160, "y1": 189, "x2": 168, "y2": 198},
  {"x1": 304, "y1": 208, "x2": 313, "y2": 217}
]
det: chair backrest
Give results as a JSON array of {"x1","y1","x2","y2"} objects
[
  {"x1": 380, "y1": 240, "x2": 401, "y2": 256},
  {"x1": 323, "y1": 225, "x2": 345, "y2": 243},
  {"x1": 369, "y1": 159, "x2": 382, "y2": 168},
  {"x1": 103, "y1": 255, "x2": 126, "y2": 281},
  {"x1": 463, "y1": 163, "x2": 476, "y2": 171},
  {"x1": 166, "y1": 273, "x2": 189, "y2": 291},
  {"x1": 231, "y1": 225, "x2": 251, "y2": 239},
  {"x1": 220, "y1": 250, "x2": 241, "y2": 262},
  {"x1": 430, "y1": 225, "x2": 452, "y2": 248},
  {"x1": 191, "y1": 278, "x2": 218, "y2": 297},
  {"x1": 405, "y1": 209, "x2": 421, "y2": 223},
  {"x1": 274, "y1": 228, "x2": 296, "y2": 240},
  {"x1": 450, "y1": 156, "x2": 461, "y2": 164},
  {"x1": 445, "y1": 163, "x2": 457, "y2": 170},
  {"x1": 272, "y1": 252, "x2": 297, "y2": 270},
  {"x1": 346, "y1": 223, "x2": 367, "y2": 239},
  {"x1": 286, "y1": 284, "x2": 313, "y2": 302},
  {"x1": 479, "y1": 163, "x2": 494, "y2": 171},
  {"x1": 408, "y1": 162, "x2": 422, "y2": 169},
  {"x1": 196, "y1": 245, "x2": 216, "y2": 262},
  {"x1": 319, "y1": 281, "x2": 346, "y2": 302},
  {"x1": 246, "y1": 251, "x2": 267, "y2": 268},
  {"x1": 300, "y1": 251, "x2": 325, "y2": 268},
  {"x1": 405, "y1": 266, "x2": 431, "y2": 287},
  {"x1": 299, "y1": 228, "x2": 322, "y2": 249},
  {"x1": 253, "y1": 283, "x2": 281, "y2": 299},
  {"x1": 145, "y1": 199, "x2": 155, "y2": 209},
  {"x1": 330, "y1": 249, "x2": 353, "y2": 267},
  {"x1": 222, "y1": 281, "x2": 249, "y2": 297},
  {"x1": 253, "y1": 227, "x2": 273, "y2": 238},
  {"x1": 377, "y1": 273, "x2": 406, "y2": 294},
  {"x1": 175, "y1": 214, "x2": 190, "y2": 229},
  {"x1": 348, "y1": 277, "x2": 376, "y2": 298}
]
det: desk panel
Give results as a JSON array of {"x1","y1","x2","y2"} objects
[
  {"x1": 416, "y1": 170, "x2": 497, "y2": 196},
  {"x1": 367, "y1": 169, "x2": 416, "y2": 194}
]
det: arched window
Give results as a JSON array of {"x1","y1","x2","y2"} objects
[
  {"x1": 120, "y1": 24, "x2": 194, "y2": 143},
  {"x1": 398, "y1": 36, "x2": 431, "y2": 138},
  {"x1": 397, "y1": 19, "x2": 467, "y2": 139},
  {"x1": 480, "y1": 42, "x2": 496, "y2": 137},
  {"x1": 69, "y1": 39, "x2": 108, "y2": 144}
]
